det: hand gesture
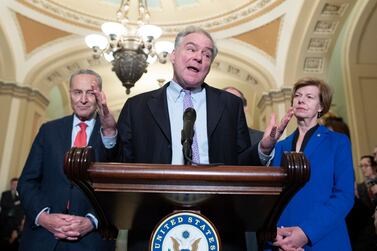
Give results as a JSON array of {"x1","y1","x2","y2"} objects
[
  {"x1": 260, "y1": 107, "x2": 294, "y2": 155},
  {"x1": 92, "y1": 83, "x2": 117, "y2": 136}
]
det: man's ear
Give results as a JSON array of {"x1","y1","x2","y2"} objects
[{"x1": 170, "y1": 49, "x2": 176, "y2": 64}]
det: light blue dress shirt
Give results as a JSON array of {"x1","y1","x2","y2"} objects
[{"x1": 167, "y1": 81, "x2": 209, "y2": 165}]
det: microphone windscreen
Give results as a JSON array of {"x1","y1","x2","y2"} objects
[{"x1": 183, "y1": 107, "x2": 196, "y2": 122}]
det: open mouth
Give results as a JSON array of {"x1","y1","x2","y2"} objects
[{"x1": 187, "y1": 66, "x2": 199, "y2": 72}]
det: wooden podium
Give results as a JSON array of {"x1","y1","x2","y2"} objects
[{"x1": 64, "y1": 147, "x2": 310, "y2": 250}]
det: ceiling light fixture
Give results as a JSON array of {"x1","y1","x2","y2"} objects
[{"x1": 85, "y1": 0, "x2": 174, "y2": 94}]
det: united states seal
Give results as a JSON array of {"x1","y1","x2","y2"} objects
[{"x1": 150, "y1": 211, "x2": 220, "y2": 251}]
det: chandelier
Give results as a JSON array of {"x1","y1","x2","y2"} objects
[{"x1": 85, "y1": 0, "x2": 174, "y2": 94}]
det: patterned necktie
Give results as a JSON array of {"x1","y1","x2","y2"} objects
[
  {"x1": 73, "y1": 122, "x2": 88, "y2": 147},
  {"x1": 182, "y1": 90, "x2": 200, "y2": 163}
]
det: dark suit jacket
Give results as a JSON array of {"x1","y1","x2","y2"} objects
[
  {"x1": 115, "y1": 83, "x2": 261, "y2": 166},
  {"x1": 18, "y1": 115, "x2": 114, "y2": 251},
  {"x1": 113, "y1": 83, "x2": 260, "y2": 250},
  {"x1": 248, "y1": 128, "x2": 263, "y2": 148},
  {"x1": 357, "y1": 182, "x2": 376, "y2": 213},
  {"x1": 0, "y1": 190, "x2": 23, "y2": 219},
  {"x1": 0, "y1": 190, "x2": 23, "y2": 239}
]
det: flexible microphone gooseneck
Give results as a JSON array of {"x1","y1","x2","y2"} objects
[
  {"x1": 180, "y1": 107, "x2": 224, "y2": 166},
  {"x1": 181, "y1": 107, "x2": 196, "y2": 165}
]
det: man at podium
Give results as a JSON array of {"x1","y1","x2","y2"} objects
[{"x1": 96, "y1": 26, "x2": 293, "y2": 251}]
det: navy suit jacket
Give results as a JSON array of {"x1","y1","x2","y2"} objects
[
  {"x1": 18, "y1": 115, "x2": 114, "y2": 251},
  {"x1": 111, "y1": 83, "x2": 261, "y2": 250},
  {"x1": 248, "y1": 127, "x2": 263, "y2": 148},
  {"x1": 271, "y1": 125, "x2": 354, "y2": 251},
  {"x1": 115, "y1": 83, "x2": 261, "y2": 166}
]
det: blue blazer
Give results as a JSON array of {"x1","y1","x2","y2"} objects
[
  {"x1": 272, "y1": 125, "x2": 354, "y2": 251},
  {"x1": 18, "y1": 115, "x2": 114, "y2": 251}
]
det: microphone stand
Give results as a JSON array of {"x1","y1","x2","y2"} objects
[{"x1": 182, "y1": 139, "x2": 193, "y2": 165}]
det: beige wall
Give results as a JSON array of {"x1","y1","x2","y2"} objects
[{"x1": 0, "y1": 82, "x2": 48, "y2": 191}]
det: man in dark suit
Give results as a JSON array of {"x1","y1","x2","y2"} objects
[
  {"x1": 103, "y1": 26, "x2": 290, "y2": 165},
  {"x1": 99, "y1": 26, "x2": 293, "y2": 250},
  {"x1": 223, "y1": 86, "x2": 264, "y2": 148},
  {"x1": 17, "y1": 69, "x2": 115, "y2": 251},
  {"x1": 0, "y1": 178, "x2": 24, "y2": 250}
]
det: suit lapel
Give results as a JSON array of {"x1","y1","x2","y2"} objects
[
  {"x1": 303, "y1": 125, "x2": 329, "y2": 158},
  {"x1": 205, "y1": 84, "x2": 225, "y2": 137},
  {"x1": 88, "y1": 117, "x2": 100, "y2": 146},
  {"x1": 147, "y1": 84, "x2": 172, "y2": 143},
  {"x1": 56, "y1": 116, "x2": 74, "y2": 184},
  {"x1": 60, "y1": 115, "x2": 74, "y2": 151},
  {"x1": 282, "y1": 133, "x2": 295, "y2": 152}
]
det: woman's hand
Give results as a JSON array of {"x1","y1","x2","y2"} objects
[
  {"x1": 273, "y1": 226, "x2": 308, "y2": 251},
  {"x1": 260, "y1": 107, "x2": 294, "y2": 155}
]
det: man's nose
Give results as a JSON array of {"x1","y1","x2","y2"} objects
[
  {"x1": 193, "y1": 51, "x2": 202, "y2": 62},
  {"x1": 79, "y1": 93, "x2": 88, "y2": 103}
]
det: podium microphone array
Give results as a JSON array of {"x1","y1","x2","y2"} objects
[{"x1": 181, "y1": 107, "x2": 223, "y2": 166}]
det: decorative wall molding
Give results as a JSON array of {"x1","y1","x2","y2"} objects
[
  {"x1": 0, "y1": 81, "x2": 49, "y2": 107},
  {"x1": 304, "y1": 57, "x2": 324, "y2": 72},
  {"x1": 23, "y1": 0, "x2": 278, "y2": 35},
  {"x1": 211, "y1": 60, "x2": 259, "y2": 85},
  {"x1": 303, "y1": 1, "x2": 350, "y2": 73},
  {"x1": 308, "y1": 38, "x2": 331, "y2": 53},
  {"x1": 321, "y1": 3, "x2": 348, "y2": 16},
  {"x1": 45, "y1": 56, "x2": 107, "y2": 85},
  {"x1": 314, "y1": 20, "x2": 338, "y2": 34},
  {"x1": 26, "y1": 0, "x2": 102, "y2": 28},
  {"x1": 257, "y1": 87, "x2": 291, "y2": 110}
]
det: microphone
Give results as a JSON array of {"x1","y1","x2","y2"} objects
[{"x1": 181, "y1": 107, "x2": 196, "y2": 165}]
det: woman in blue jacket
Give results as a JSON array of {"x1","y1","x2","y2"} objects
[{"x1": 271, "y1": 78, "x2": 354, "y2": 251}]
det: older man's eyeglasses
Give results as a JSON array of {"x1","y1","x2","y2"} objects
[{"x1": 70, "y1": 89, "x2": 95, "y2": 99}]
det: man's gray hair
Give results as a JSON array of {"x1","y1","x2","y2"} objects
[
  {"x1": 69, "y1": 69, "x2": 102, "y2": 90},
  {"x1": 174, "y1": 26, "x2": 218, "y2": 61}
]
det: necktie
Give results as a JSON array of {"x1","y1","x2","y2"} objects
[
  {"x1": 73, "y1": 122, "x2": 88, "y2": 147},
  {"x1": 182, "y1": 90, "x2": 200, "y2": 163}
]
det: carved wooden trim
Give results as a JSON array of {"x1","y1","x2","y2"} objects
[{"x1": 64, "y1": 147, "x2": 310, "y2": 249}]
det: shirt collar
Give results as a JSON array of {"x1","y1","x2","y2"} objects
[
  {"x1": 168, "y1": 80, "x2": 204, "y2": 102},
  {"x1": 73, "y1": 114, "x2": 96, "y2": 128}
]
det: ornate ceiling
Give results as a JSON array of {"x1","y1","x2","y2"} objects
[{"x1": 0, "y1": 0, "x2": 362, "y2": 120}]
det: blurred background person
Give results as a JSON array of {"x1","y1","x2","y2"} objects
[
  {"x1": 322, "y1": 113, "x2": 351, "y2": 139},
  {"x1": 348, "y1": 155, "x2": 377, "y2": 251},
  {"x1": 269, "y1": 78, "x2": 354, "y2": 251},
  {"x1": 358, "y1": 155, "x2": 377, "y2": 214},
  {"x1": 223, "y1": 86, "x2": 263, "y2": 148},
  {"x1": 0, "y1": 178, "x2": 24, "y2": 250}
]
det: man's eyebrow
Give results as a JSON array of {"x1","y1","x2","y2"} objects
[{"x1": 184, "y1": 42, "x2": 213, "y2": 53}]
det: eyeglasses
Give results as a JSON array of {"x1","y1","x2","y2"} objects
[
  {"x1": 359, "y1": 164, "x2": 372, "y2": 168},
  {"x1": 70, "y1": 89, "x2": 95, "y2": 99}
]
